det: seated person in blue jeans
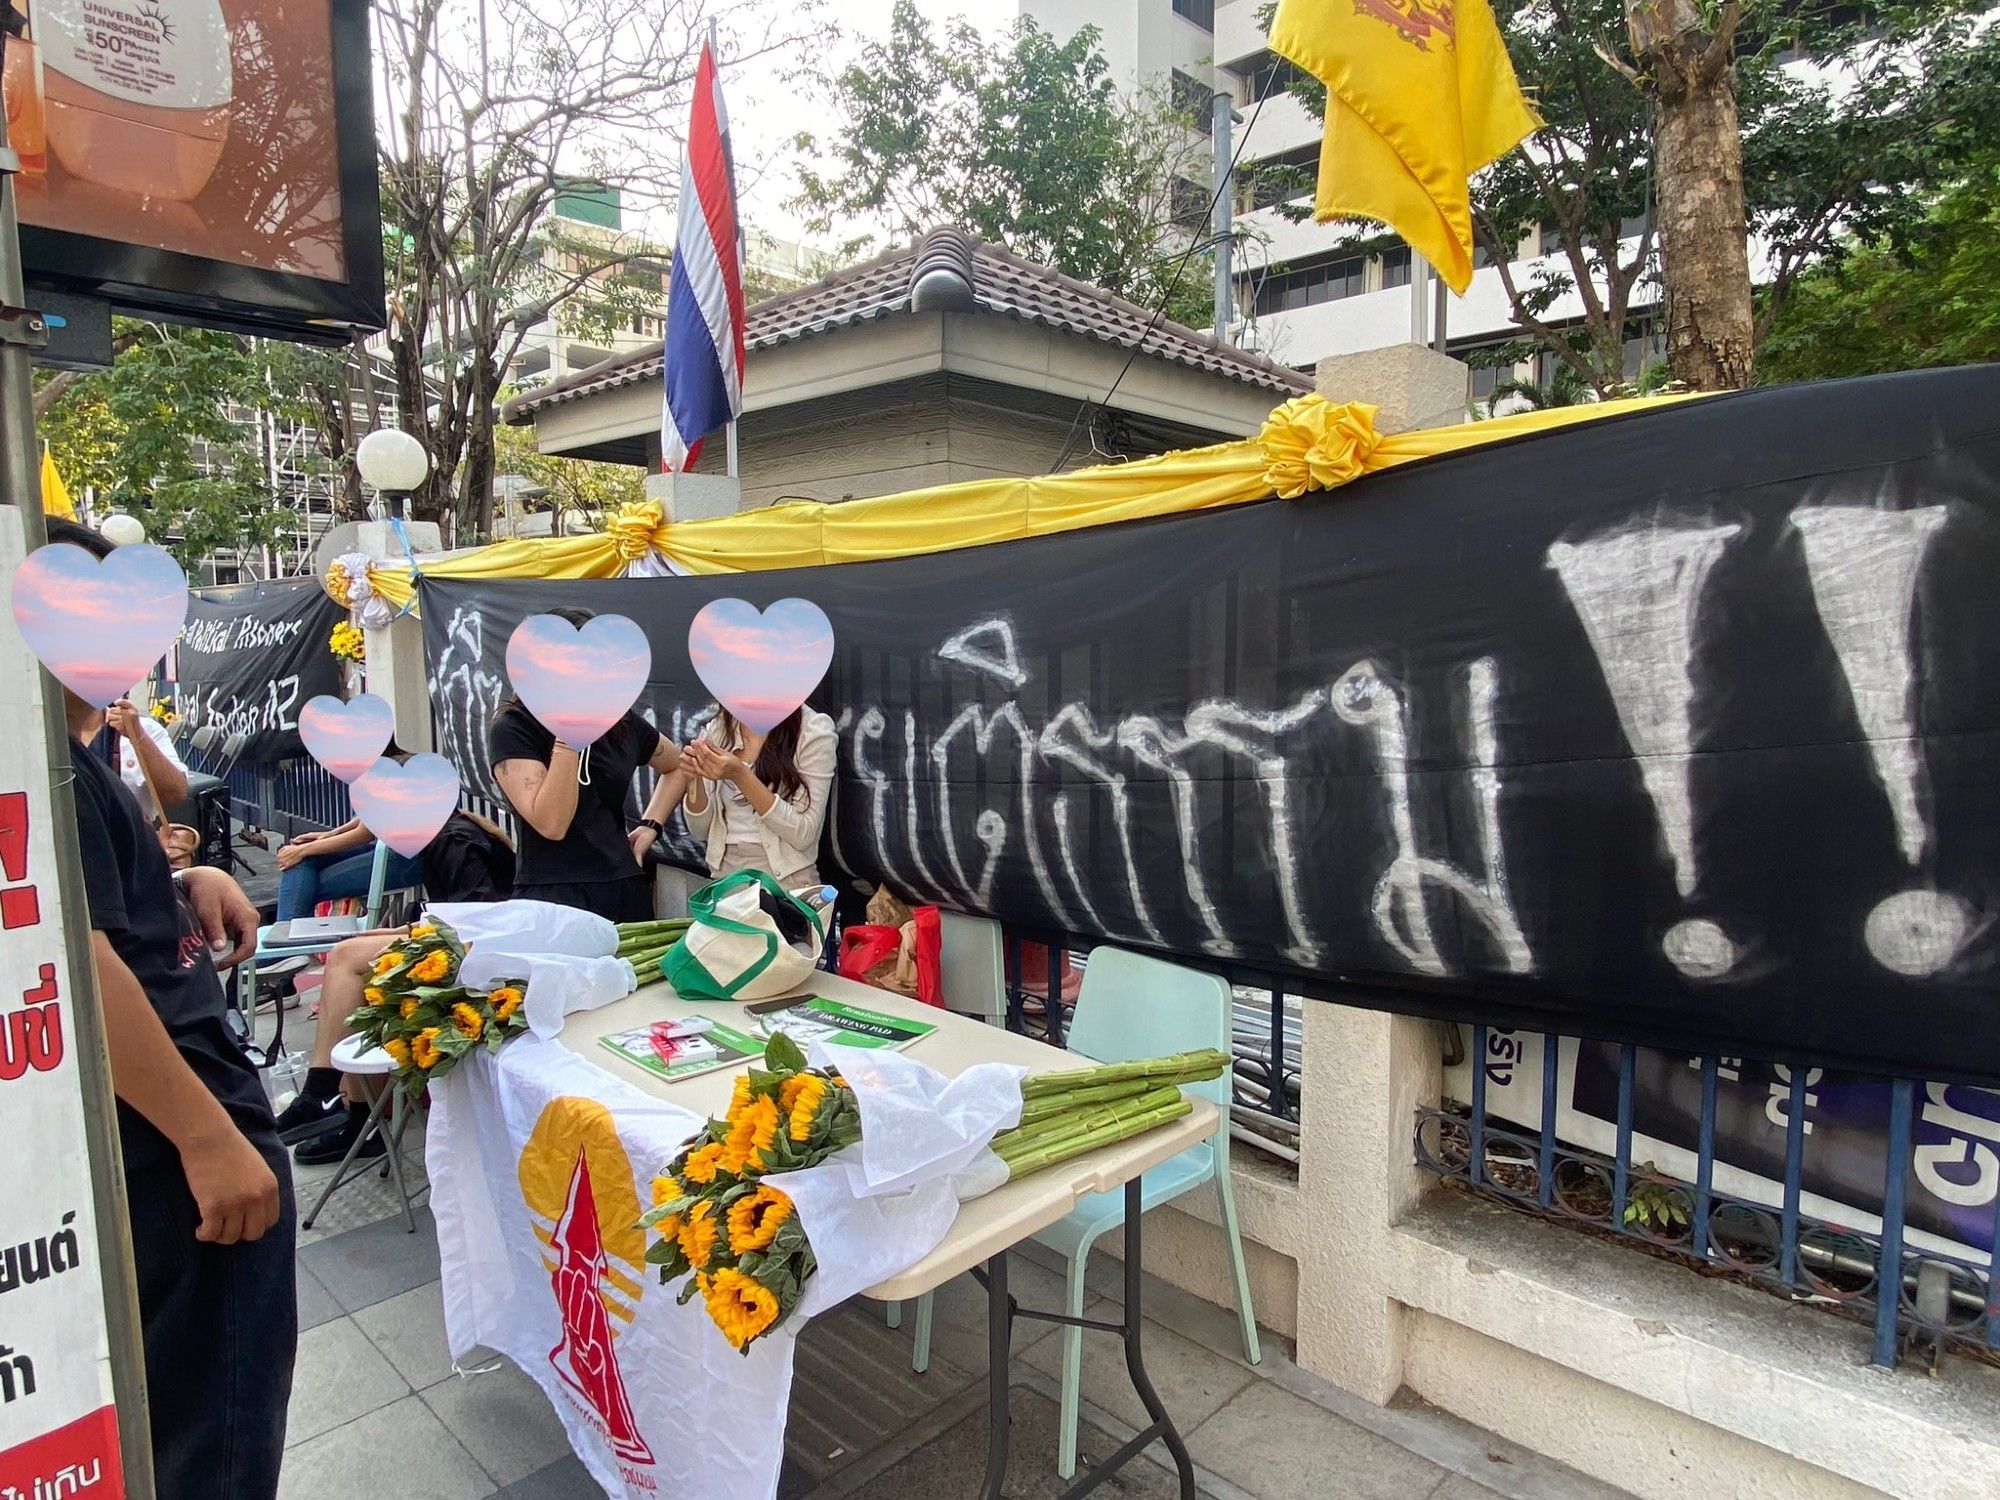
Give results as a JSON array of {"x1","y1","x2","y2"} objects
[{"x1": 275, "y1": 812, "x2": 422, "y2": 920}]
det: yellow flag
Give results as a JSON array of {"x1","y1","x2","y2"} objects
[
  {"x1": 39, "y1": 444, "x2": 75, "y2": 519},
  {"x1": 1271, "y1": 0, "x2": 1539, "y2": 295}
]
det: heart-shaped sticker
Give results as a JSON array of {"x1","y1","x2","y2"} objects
[
  {"x1": 299, "y1": 693, "x2": 395, "y2": 784},
  {"x1": 687, "y1": 598, "x2": 834, "y2": 733},
  {"x1": 349, "y1": 754, "x2": 461, "y2": 858},
  {"x1": 504, "y1": 613, "x2": 652, "y2": 748},
  {"x1": 9, "y1": 542, "x2": 188, "y2": 707}
]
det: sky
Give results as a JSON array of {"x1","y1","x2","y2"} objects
[{"x1": 723, "y1": 0, "x2": 1014, "y2": 244}]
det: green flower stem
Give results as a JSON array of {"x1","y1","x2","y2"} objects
[
  {"x1": 1014, "y1": 1076, "x2": 1167, "y2": 1125},
  {"x1": 1017, "y1": 1049, "x2": 1229, "y2": 1104},
  {"x1": 990, "y1": 1088, "x2": 1193, "y2": 1181}
]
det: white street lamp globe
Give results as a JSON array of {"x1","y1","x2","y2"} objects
[
  {"x1": 99, "y1": 512, "x2": 146, "y2": 547},
  {"x1": 355, "y1": 428, "x2": 432, "y2": 493}
]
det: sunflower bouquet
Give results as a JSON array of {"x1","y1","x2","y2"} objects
[
  {"x1": 346, "y1": 919, "x2": 529, "y2": 1097},
  {"x1": 638, "y1": 1032, "x2": 852, "y2": 1352},
  {"x1": 329, "y1": 620, "x2": 366, "y2": 665},
  {"x1": 640, "y1": 1034, "x2": 1232, "y2": 1354}
]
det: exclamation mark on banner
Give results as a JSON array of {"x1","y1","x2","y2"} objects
[
  {"x1": 0, "y1": 789, "x2": 41, "y2": 930},
  {"x1": 1789, "y1": 504, "x2": 1971, "y2": 977},
  {"x1": 1548, "y1": 522, "x2": 1743, "y2": 979}
]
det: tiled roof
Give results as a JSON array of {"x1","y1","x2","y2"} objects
[{"x1": 501, "y1": 227, "x2": 1311, "y2": 421}]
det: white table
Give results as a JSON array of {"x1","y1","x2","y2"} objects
[{"x1": 560, "y1": 969, "x2": 1212, "y2": 1498}]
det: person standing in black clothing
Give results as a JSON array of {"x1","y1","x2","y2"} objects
[
  {"x1": 49, "y1": 519, "x2": 296, "y2": 1498},
  {"x1": 489, "y1": 607, "x2": 684, "y2": 922}
]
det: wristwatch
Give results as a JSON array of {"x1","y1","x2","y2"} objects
[{"x1": 636, "y1": 818, "x2": 665, "y2": 836}]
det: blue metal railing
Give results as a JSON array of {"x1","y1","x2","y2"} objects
[
  {"x1": 1417, "y1": 1026, "x2": 2000, "y2": 1372},
  {"x1": 180, "y1": 745, "x2": 352, "y2": 834}
]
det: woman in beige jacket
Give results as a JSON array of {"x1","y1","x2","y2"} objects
[{"x1": 630, "y1": 704, "x2": 838, "y2": 887}]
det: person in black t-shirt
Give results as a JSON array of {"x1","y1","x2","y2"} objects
[
  {"x1": 488, "y1": 606, "x2": 684, "y2": 922},
  {"x1": 47, "y1": 518, "x2": 296, "y2": 1498}
]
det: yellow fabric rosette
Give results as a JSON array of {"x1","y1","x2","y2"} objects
[{"x1": 1258, "y1": 398, "x2": 1384, "y2": 500}]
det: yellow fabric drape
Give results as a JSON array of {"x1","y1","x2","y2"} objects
[
  {"x1": 362, "y1": 393, "x2": 1703, "y2": 610},
  {"x1": 40, "y1": 445, "x2": 75, "y2": 519},
  {"x1": 1270, "y1": 0, "x2": 1540, "y2": 294}
]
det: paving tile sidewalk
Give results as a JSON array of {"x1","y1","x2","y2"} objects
[{"x1": 270, "y1": 1123, "x2": 1631, "y2": 1500}]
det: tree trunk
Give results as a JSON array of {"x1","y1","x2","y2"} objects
[{"x1": 1629, "y1": 0, "x2": 1755, "y2": 390}]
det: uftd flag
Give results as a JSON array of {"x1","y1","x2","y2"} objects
[
  {"x1": 1272, "y1": 0, "x2": 1539, "y2": 294},
  {"x1": 661, "y1": 37, "x2": 746, "y2": 473}
]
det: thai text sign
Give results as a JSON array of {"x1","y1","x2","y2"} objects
[{"x1": 0, "y1": 514, "x2": 125, "y2": 1498}]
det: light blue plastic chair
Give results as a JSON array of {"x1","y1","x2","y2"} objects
[
  {"x1": 901, "y1": 945, "x2": 1262, "y2": 1477},
  {"x1": 237, "y1": 841, "x2": 415, "y2": 1041}
]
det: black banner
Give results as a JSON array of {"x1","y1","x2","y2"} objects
[
  {"x1": 421, "y1": 370, "x2": 2000, "y2": 1082},
  {"x1": 177, "y1": 579, "x2": 345, "y2": 763}
]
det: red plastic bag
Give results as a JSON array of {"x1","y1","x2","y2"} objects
[
  {"x1": 839, "y1": 925, "x2": 904, "y2": 985},
  {"x1": 911, "y1": 906, "x2": 943, "y2": 1008}
]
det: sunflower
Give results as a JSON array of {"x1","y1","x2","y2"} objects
[
  {"x1": 681, "y1": 1142, "x2": 726, "y2": 1185},
  {"x1": 411, "y1": 1028, "x2": 443, "y2": 1069},
  {"x1": 370, "y1": 950, "x2": 401, "y2": 979},
  {"x1": 678, "y1": 1200, "x2": 722, "y2": 1271},
  {"x1": 704, "y1": 1267, "x2": 780, "y2": 1351},
  {"x1": 720, "y1": 1095, "x2": 781, "y2": 1174},
  {"x1": 399, "y1": 997, "x2": 420, "y2": 1019},
  {"x1": 363, "y1": 985, "x2": 387, "y2": 1006},
  {"x1": 490, "y1": 987, "x2": 524, "y2": 1024},
  {"x1": 726, "y1": 1184, "x2": 793, "y2": 1253},
  {"x1": 727, "y1": 1074, "x2": 754, "y2": 1120},
  {"x1": 778, "y1": 1074, "x2": 809, "y2": 1112},
  {"x1": 785, "y1": 1076, "x2": 828, "y2": 1143},
  {"x1": 650, "y1": 1172, "x2": 684, "y2": 1209},
  {"x1": 451, "y1": 1002, "x2": 484, "y2": 1040},
  {"x1": 410, "y1": 922, "x2": 437, "y2": 941},
  {"x1": 409, "y1": 950, "x2": 454, "y2": 984},
  {"x1": 382, "y1": 1037, "x2": 412, "y2": 1067}
]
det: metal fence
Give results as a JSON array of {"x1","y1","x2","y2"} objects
[
  {"x1": 1415, "y1": 1025, "x2": 1999, "y2": 1373},
  {"x1": 183, "y1": 746, "x2": 352, "y2": 835}
]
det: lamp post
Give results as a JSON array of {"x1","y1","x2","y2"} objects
[
  {"x1": 98, "y1": 511, "x2": 146, "y2": 546},
  {"x1": 355, "y1": 428, "x2": 431, "y2": 521}
]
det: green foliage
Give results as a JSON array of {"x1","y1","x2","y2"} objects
[
  {"x1": 491, "y1": 418, "x2": 644, "y2": 530},
  {"x1": 795, "y1": 0, "x2": 1214, "y2": 325},
  {"x1": 1758, "y1": 153, "x2": 2000, "y2": 383},
  {"x1": 36, "y1": 321, "x2": 294, "y2": 571}
]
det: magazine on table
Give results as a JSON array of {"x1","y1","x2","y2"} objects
[
  {"x1": 747, "y1": 994, "x2": 938, "y2": 1053},
  {"x1": 599, "y1": 1017, "x2": 767, "y2": 1083},
  {"x1": 599, "y1": 996, "x2": 937, "y2": 1083}
]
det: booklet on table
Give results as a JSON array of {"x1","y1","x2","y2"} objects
[{"x1": 599, "y1": 995, "x2": 937, "y2": 1083}]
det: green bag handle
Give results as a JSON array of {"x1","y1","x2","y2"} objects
[{"x1": 667, "y1": 870, "x2": 825, "y2": 1000}]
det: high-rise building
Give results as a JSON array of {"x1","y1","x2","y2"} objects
[{"x1": 1018, "y1": 0, "x2": 1662, "y2": 399}]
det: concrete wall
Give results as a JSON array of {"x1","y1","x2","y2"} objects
[{"x1": 1098, "y1": 1000, "x2": 2000, "y2": 1500}]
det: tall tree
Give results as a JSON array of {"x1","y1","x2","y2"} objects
[
  {"x1": 35, "y1": 323, "x2": 293, "y2": 572},
  {"x1": 373, "y1": 0, "x2": 823, "y2": 539},
  {"x1": 795, "y1": 1, "x2": 1216, "y2": 324},
  {"x1": 1602, "y1": 1, "x2": 1754, "y2": 388}
]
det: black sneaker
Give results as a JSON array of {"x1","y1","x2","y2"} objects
[
  {"x1": 294, "y1": 1105, "x2": 385, "y2": 1166},
  {"x1": 274, "y1": 1089, "x2": 348, "y2": 1144}
]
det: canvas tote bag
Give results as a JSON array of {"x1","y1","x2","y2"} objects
[{"x1": 661, "y1": 870, "x2": 825, "y2": 1002}]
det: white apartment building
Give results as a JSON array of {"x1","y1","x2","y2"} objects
[{"x1": 1019, "y1": 0, "x2": 1661, "y2": 399}]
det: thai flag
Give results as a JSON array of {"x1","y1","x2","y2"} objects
[{"x1": 661, "y1": 36, "x2": 746, "y2": 473}]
